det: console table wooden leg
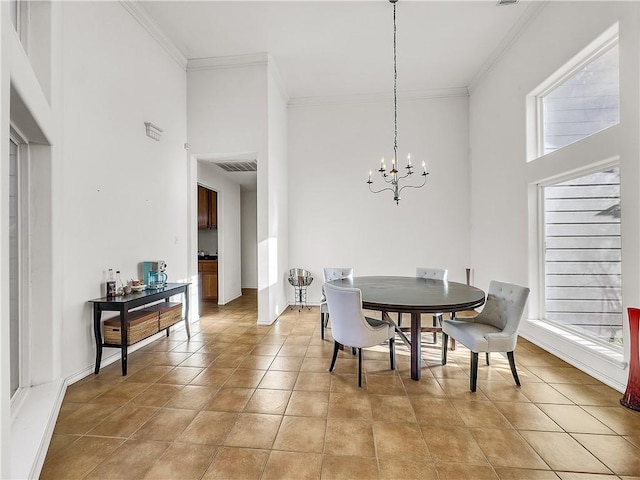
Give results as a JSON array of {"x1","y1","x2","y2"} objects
[
  {"x1": 411, "y1": 312, "x2": 421, "y2": 380},
  {"x1": 93, "y1": 304, "x2": 103, "y2": 374},
  {"x1": 120, "y1": 309, "x2": 128, "y2": 376},
  {"x1": 184, "y1": 285, "x2": 191, "y2": 338}
]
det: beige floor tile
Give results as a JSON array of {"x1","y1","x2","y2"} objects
[
  {"x1": 62, "y1": 380, "x2": 114, "y2": 403},
  {"x1": 549, "y1": 384, "x2": 621, "y2": 406},
  {"x1": 201, "y1": 447, "x2": 269, "y2": 480},
  {"x1": 178, "y1": 352, "x2": 218, "y2": 368},
  {"x1": 493, "y1": 402, "x2": 562, "y2": 431},
  {"x1": 164, "y1": 385, "x2": 218, "y2": 410},
  {"x1": 370, "y1": 394, "x2": 416, "y2": 422},
  {"x1": 40, "y1": 436, "x2": 124, "y2": 480},
  {"x1": 452, "y1": 400, "x2": 513, "y2": 429},
  {"x1": 494, "y1": 467, "x2": 560, "y2": 479},
  {"x1": 130, "y1": 383, "x2": 184, "y2": 407},
  {"x1": 54, "y1": 403, "x2": 121, "y2": 435},
  {"x1": 479, "y1": 381, "x2": 532, "y2": 402},
  {"x1": 84, "y1": 439, "x2": 170, "y2": 479},
  {"x1": 294, "y1": 372, "x2": 332, "y2": 391},
  {"x1": 270, "y1": 355, "x2": 305, "y2": 371},
  {"x1": 250, "y1": 344, "x2": 283, "y2": 356},
  {"x1": 536, "y1": 404, "x2": 615, "y2": 434},
  {"x1": 422, "y1": 425, "x2": 487, "y2": 464},
  {"x1": 278, "y1": 345, "x2": 309, "y2": 357},
  {"x1": 223, "y1": 368, "x2": 267, "y2": 388},
  {"x1": 411, "y1": 397, "x2": 464, "y2": 427},
  {"x1": 374, "y1": 421, "x2": 430, "y2": 460},
  {"x1": 177, "y1": 410, "x2": 237, "y2": 445},
  {"x1": 365, "y1": 373, "x2": 407, "y2": 395},
  {"x1": 224, "y1": 413, "x2": 282, "y2": 449},
  {"x1": 437, "y1": 377, "x2": 490, "y2": 401},
  {"x1": 272, "y1": 416, "x2": 326, "y2": 453},
  {"x1": 239, "y1": 355, "x2": 275, "y2": 370},
  {"x1": 244, "y1": 388, "x2": 291, "y2": 414},
  {"x1": 519, "y1": 384, "x2": 573, "y2": 404},
  {"x1": 401, "y1": 375, "x2": 449, "y2": 397},
  {"x1": 132, "y1": 408, "x2": 198, "y2": 442},
  {"x1": 185, "y1": 367, "x2": 235, "y2": 387},
  {"x1": 582, "y1": 406, "x2": 640, "y2": 436},
  {"x1": 123, "y1": 365, "x2": 175, "y2": 384},
  {"x1": 262, "y1": 451, "x2": 322, "y2": 480},
  {"x1": 519, "y1": 431, "x2": 610, "y2": 474},
  {"x1": 324, "y1": 418, "x2": 375, "y2": 456},
  {"x1": 320, "y1": 455, "x2": 379, "y2": 480},
  {"x1": 572, "y1": 434, "x2": 640, "y2": 476},
  {"x1": 258, "y1": 370, "x2": 299, "y2": 390},
  {"x1": 555, "y1": 474, "x2": 619, "y2": 480},
  {"x1": 285, "y1": 390, "x2": 329, "y2": 417},
  {"x1": 204, "y1": 387, "x2": 255, "y2": 412},
  {"x1": 471, "y1": 428, "x2": 548, "y2": 470},
  {"x1": 436, "y1": 463, "x2": 499, "y2": 479},
  {"x1": 87, "y1": 404, "x2": 158, "y2": 438},
  {"x1": 328, "y1": 392, "x2": 372, "y2": 419},
  {"x1": 92, "y1": 382, "x2": 151, "y2": 405},
  {"x1": 143, "y1": 442, "x2": 217, "y2": 479},
  {"x1": 378, "y1": 459, "x2": 438, "y2": 479}
]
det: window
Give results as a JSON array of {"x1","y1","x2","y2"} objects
[
  {"x1": 528, "y1": 24, "x2": 619, "y2": 160},
  {"x1": 10, "y1": 139, "x2": 20, "y2": 397},
  {"x1": 10, "y1": 0, "x2": 18, "y2": 31},
  {"x1": 542, "y1": 166, "x2": 622, "y2": 346}
]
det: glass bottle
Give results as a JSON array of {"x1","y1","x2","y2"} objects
[
  {"x1": 106, "y1": 269, "x2": 116, "y2": 297},
  {"x1": 115, "y1": 271, "x2": 124, "y2": 294}
]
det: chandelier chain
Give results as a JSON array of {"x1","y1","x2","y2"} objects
[{"x1": 393, "y1": 2, "x2": 398, "y2": 163}]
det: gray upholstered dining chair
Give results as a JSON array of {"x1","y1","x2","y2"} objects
[
  {"x1": 441, "y1": 280, "x2": 530, "y2": 392},
  {"x1": 324, "y1": 283, "x2": 396, "y2": 387},
  {"x1": 319, "y1": 267, "x2": 353, "y2": 340},
  {"x1": 398, "y1": 268, "x2": 448, "y2": 343}
]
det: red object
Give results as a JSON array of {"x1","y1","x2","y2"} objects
[{"x1": 621, "y1": 308, "x2": 640, "y2": 411}]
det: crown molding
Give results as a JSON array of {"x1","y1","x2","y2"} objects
[
  {"x1": 187, "y1": 53, "x2": 270, "y2": 72},
  {"x1": 288, "y1": 87, "x2": 469, "y2": 108},
  {"x1": 468, "y1": 1, "x2": 548, "y2": 93},
  {"x1": 119, "y1": 1, "x2": 188, "y2": 70}
]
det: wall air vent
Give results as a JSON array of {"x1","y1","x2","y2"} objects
[{"x1": 213, "y1": 161, "x2": 257, "y2": 172}]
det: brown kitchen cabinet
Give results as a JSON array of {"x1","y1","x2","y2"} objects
[
  {"x1": 197, "y1": 186, "x2": 217, "y2": 229},
  {"x1": 198, "y1": 260, "x2": 218, "y2": 301}
]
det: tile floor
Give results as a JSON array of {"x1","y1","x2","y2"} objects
[{"x1": 41, "y1": 291, "x2": 640, "y2": 479}]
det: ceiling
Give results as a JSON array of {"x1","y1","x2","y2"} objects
[
  {"x1": 138, "y1": 0, "x2": 538, "y2": 191},
  {"x1": 139, "y1": 0, "x2": 538, "y2": 99}
]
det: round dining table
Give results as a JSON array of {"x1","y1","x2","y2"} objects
[{"x1": 326, "y1": 276, "x2": 486, "y2": 380}]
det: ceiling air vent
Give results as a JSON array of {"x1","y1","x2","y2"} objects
[
  {"x1": 214, "y1": 161, "x2": 257, "y2": 172},
  {"x1": 496, "y1": 0, "x2": 518, "y2": 5}
]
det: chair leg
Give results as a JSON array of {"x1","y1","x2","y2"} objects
[
  {"x1": 470, "y1": 352, "x2": 478, "y2": 392},
  {"x1": 329, "y1": 341, "x2": 340, "y2": 372},
  {"x1": 320, "y1": 313, "x2": 326, "y2": 340},
  {"x1": 432, "y1": 315, "x2": 437, "y2": 343},
  {"x1": 389, "y1": 337, "x2": 396, "y2": 371},
  {"x1": 486, "y1": 352, "x2": 490, "y2": 365},
  {"x1": 442, "y1": 332, "x2": 448, "y2": 365},
  {"x1": 358, "y1": 348, "x2": 363, "y2": 387},
  {"x1": 507, "y1": 351, "x2": 521, "y2": 386},
  {"x1": 398, "y1": 312, "x2": 402, "y2": 327}
]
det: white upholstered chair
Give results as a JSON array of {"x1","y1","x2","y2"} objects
[
  {"x1": 319, "y1": 267, "x2": 354, "y2": 340},
  {"x1": 441, "y1": 280, "x2": 530, "y2": 392},
  {"x1": 324, "y1": 283, "x2": 396, "y2": 387},
  {"x1": 398, "y1": 268, "x2": 448, "y2": 343}
]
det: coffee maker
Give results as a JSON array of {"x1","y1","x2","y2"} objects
[{"x1": 142, "y1": 261, "x2": 168, "y2": 288}]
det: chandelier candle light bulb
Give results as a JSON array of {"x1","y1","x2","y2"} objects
[{"x1": 367, "y1": 0, "x2": 429, "y2": 205}]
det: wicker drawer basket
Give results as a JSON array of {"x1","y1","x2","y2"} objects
[
  {"x1": 141, "y1": 302, "x2": 183, "y2": 330},
  {"x1": 103, "y1": 310, "x2": 159, "y2": 345}
]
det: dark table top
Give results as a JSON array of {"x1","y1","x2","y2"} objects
[
  {"x1": 327, "y1": 276, "x2": 485, "y2": 314},
  {"x1": 88, "y1": 282, "x2": 190, "y2": 306}
]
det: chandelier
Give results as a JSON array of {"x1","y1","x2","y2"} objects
[{"x1": 367, "y1": 0, "x2": 428, "y2": 205}]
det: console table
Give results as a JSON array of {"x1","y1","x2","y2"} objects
[{"x1": 89, "y1": 282, "x2": 190, "y2": 376}]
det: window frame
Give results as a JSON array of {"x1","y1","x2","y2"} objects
[
  {"x1": 537, "y1": 157, "x2": 622, "y2": 350},
  {"x1": 527, "y1": 23, "x2": 620, "y2": 162}
]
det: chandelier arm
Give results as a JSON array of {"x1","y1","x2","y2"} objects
[
  {"x1": 397, "y1": 174, "x2": 428, "y2": 193},
  {"x1": 369, "y1": 184, "x2": 397, "y2": 195}
]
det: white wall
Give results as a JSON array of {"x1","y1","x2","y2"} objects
[
  {"x1": 188, "y1": 59, "x2": 290, "y2": 323},
  {"x1": 197, "y1": 162, "x2": 242, "y2": 303},
  {"x1": 60, "y1": 1, "x2": 188, "y2": 378},
  {"x1": 468, "y1": 2, "x2": 640, "y2": 390},
  {"x1": 288, "y1": 94, "x2": 471, "y2": 304},
  {"x1": 241, "y1": 190, "x2": 258, "y2": 288}
]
